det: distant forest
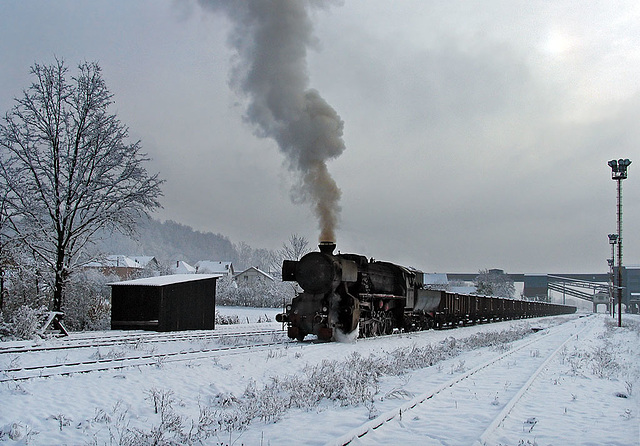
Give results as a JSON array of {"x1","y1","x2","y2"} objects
[{"x1": 96, "y1": 218, "x2": 267, "y2": 272}]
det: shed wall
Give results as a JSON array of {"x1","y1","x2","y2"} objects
[
  {"x1": 111, "y1": 286, "x2": 161, "y2": 330},
  {"x1": 159, "y1": 279, "x2": 216, "y2": 331},
  {"x1": 110, "y1": 277, "x2": 217, "y2": 331}
]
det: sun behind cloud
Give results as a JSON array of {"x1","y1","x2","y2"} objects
[{"x1": 541, "y1": 30, "x2": 575, "y2": 56}]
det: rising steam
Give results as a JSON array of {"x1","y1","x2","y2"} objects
[{"x1": 200, "y1": 0, "x2": 344, "y2": 242}]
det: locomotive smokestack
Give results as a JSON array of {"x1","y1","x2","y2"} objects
[{"x1": 319, "y1": 241, "x2": 336, "y2": 255}]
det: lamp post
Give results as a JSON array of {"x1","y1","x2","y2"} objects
[
  {"x1": 607, "y1": 234, "x2": 617, "y2": 317},
  {"x1": 608, "y1": 158, "x2": 631, "y2": 327}
]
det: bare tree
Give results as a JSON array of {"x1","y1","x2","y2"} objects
[
  {"x1": 235, "y1": 241, "x2": 254, "y2": 271},
  {"x1": 235, "y1": 241, "x2": 279, "y2": 274},
  {"x1": 474, "y1": 269, "x2": 515, "y2": 298},
  {"x1": 280, "y1": 234, "x2": 311, "y2": 261},
  {"x1": 0, "y1": 191, "x2": 16, "y2": 312},
  {"x1": 0, "y1": 59, "x2": 163, "y2": 311}
]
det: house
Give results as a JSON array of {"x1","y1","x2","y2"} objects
[
  {"x1": 172, "y1": 260, "x2": 196, "y2": 274},
  {"x1": 84, "y1": 255, "x2": 145, "y2": 280},
  {"x1": 195, "y1": 260, "x2": 234, "y2": 276},
  {"x1": 110, "y1": 274, "x2": 220, "y2": 332},
  {"x1": 130, "y1": 256, "x2": 160, "y2": 270},
  {"x1": 234, "y1": 266, "x2": 275, "y2": 286}
]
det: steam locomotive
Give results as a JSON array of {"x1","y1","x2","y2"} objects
[{"x1": 275, "y1": 242, "x2": 577, "y2": 341}]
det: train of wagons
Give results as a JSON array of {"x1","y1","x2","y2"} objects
[{"x1": 276, "y1": 242, "x2": 577, "y2": 341}]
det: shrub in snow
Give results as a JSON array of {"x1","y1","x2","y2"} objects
[
  {"x1": 2, "y1": 305, "x2": 48, "y2": 340},
  {"x1": 589, "y1": 344, "x2": 619, "y2": 378},
  {"x1": 0, "y1": 251, "x2": 51, "y2": 317},
  {"x1": 203, "y1": 324, "x2": 540, "y2": 436},
  {"x1": 90, "y1": 348, "x2": 126, "y2": 361},
  {"x1": 98, "y1": 391, "x2": 189, "y2": 445},
  {"x1": 85, "y1": 321, "x2": 551, "y2": 441},
  {"x1": 0, "y1": 422, "x2": 38, "y2": 442},
  {"x1": 215, "y1": 275, "x2": 293, "y2": 308},
  {"x1": 47, "y1": 413, "x2": 72, "y2": 431},
  {"x1": 214, "y1": 311, "x2": 240, "y2": 325},
  {"x1": 62, "y1": 269, "x2": 114, "y2": 331}
]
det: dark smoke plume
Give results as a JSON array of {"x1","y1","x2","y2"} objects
[{"x1": 200, "y1": 0, "x2": 345, "y2": 242}]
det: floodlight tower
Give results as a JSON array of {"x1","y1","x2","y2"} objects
[{"x1": 608, "y1": 158, "x2": 631, "y2": 327}]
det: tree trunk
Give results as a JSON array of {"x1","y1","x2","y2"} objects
[
  {"x1": 53, "y1": 249, "x2": 66, "y2": 312},
  {"x1": 0, "y1": 270, "x2": 4, "y2": 312}
]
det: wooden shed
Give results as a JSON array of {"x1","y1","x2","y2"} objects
[{"x1": 110, "y1": 274, "x2": 219, "y2": 331}]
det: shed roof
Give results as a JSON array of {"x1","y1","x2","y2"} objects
[{"x1": 109, "y1": 274, "x2": 221, "y2": 287}]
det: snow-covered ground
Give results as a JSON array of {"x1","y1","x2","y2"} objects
[{"x1": 0, "y1": 309, "x2": 638, "y2": 445}]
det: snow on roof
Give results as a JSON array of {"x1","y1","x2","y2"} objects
[
  {"x1": 130, "y1": 256, "x2": 157, "y2": 267},
  {"x1": 109, "y1": 274, "x2": 221, "y2": 287},
  {"x1": 85, "y1": 255, "x2": 145, "y2": 269},
  {"x1": 195, "y1": 260, "x2": 233, "y2": 274},
  {"x1": 235, "y1": 266, "x2": 275, "y2": 281},
  {"x1": 172, "y1": 260, "x2": 196, "y2": 274}
]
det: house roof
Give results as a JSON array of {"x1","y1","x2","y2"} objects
[
  {"x1": 85, "y1": 255, "x2": 143, "y2": 269},
  {"x1": 235, "y1": 266, "x2": 275, "y2": 281},
  {"x1": 130, "y1": 256, "x2": 158, "y2": 268},
  {"x1": 173, "y1": 260, "x2": 196, "y2": 274},
  {"x1": 109, "y1": 274, "x2": 221, "y2": 287},
  {"x1": 195, "y1": 260, "x2": 233, "y2": 274}
]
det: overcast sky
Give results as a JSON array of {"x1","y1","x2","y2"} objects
[{"x1": 1, "y1": 1, "x2": 638, "y2": 274}]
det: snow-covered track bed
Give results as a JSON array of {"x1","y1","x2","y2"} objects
[
  {"x1": 0, "y1": 324, "x2": 282, "y2": 355},
  {"x1": 0, "y1": 326, "x2": 291, "y2": 382},
  {"x1": 330, "y1": 315, "x2": 593, "y2": 445}
]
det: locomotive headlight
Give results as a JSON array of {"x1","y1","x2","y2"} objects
[
  {"x1": 322, "y1": 306, "x2": 328, "y2": 312},
  {"x1": 296, "y1": 252, "x2": 339, "y2": 294}
]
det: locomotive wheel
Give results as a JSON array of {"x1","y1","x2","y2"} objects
[
  {"x1": 382, "y1": 313, "x2": 394, "y2": 335},
  {"x1": 369, "y1": 321, "x2": 377, "y2": 337}
]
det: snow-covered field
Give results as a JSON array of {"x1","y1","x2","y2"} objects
[{"x1": 1, "y1": 309, "x2": 638, "y2": 445}]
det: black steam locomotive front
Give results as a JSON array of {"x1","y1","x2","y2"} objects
[
  {"x1": 276, "y1": 242, "x2": 421, "y2": 341},
  {"x1": 276, "y1": 242, "x2": 360, "y2": 341}
]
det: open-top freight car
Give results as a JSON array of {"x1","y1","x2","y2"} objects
[{"x1": 409, "y1": 289, "x2": 576, "y2": 331}]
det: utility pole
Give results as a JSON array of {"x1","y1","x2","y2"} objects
[{"x1": 608, "y1": 159, "x2": 631, "y2": 328}]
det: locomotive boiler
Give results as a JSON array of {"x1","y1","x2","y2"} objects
[{"x1": 276, "y1": 242, "x2": 576, "y2": 341}]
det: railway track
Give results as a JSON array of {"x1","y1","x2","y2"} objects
[
  {"x1": 0, "y1": 325, "x2": 283, "y2": 355},
  {"x1": 329, "y1": 316, "x2": 592, "y2": 445},
  {"x1": 0, "y1": 326, "x2": 291, "y2": 382}
]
